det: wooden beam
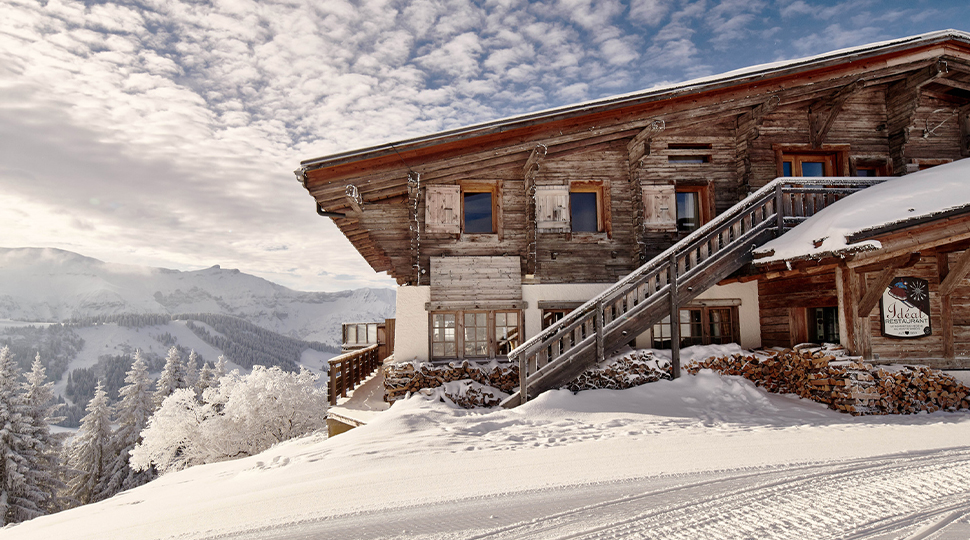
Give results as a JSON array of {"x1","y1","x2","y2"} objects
[
  {"x1": 809, "y1": 79, "x2": 865, "y2": 148},
  {"x1": 856, "y1": 254, "x2": 919, "y2": 317},
  {"x1": 939, "y1": 248, "x2": 970, "y2": 296},
  {"x1": 938, "y1": 252, "x2": 955, "y2": 361},
  {"x1": 935, "y1": 76, "x2": 970, "y2": 94}
]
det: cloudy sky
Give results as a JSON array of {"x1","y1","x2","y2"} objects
[{"x1": 1, "y1": 0, "x2": 966, "y2": 292}]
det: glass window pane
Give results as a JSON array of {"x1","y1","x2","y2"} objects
[
  {"x1": 345, "y1": 325, "x2": 356, "y2": 344},
  {"x1": 464, "y1": 192, "x2": 493, "y2": 233},
  {"x1": 507, "y1": 312, "x2": 517, "y2": 325},
  {"x1": 570, "y1": 192, "x2": 598, "y2": 232},
  {"x1": 782, "y1": 161, "x2": 792, "y2": 176},
  {"x1": 433, "y1": 343, "x2": 443, "y2": 356},
  {"x1": 495, "y1": 312, "x2": 506, "y2": 327},
  {"x1": 801, "y1": 161, "x2": 825, "y2": 177},
  {"x1": 444, "y1": 343, "x2": 456, "y2": 356},
  {"x1": 676, "y1": 192, "x2": 699, "y2": 232},
  {"x1": 856, "y1": 168, "x2": 877, "y2": 177},
  {"x1": 444, "y1": 314, "x2": 455, "y2": 327}
]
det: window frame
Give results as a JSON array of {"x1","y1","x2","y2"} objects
[
  {"x1": 774, "y1": 145, "x2": 849, "y2": 178},
  {"x1": 650, "y1": 306, "x2": 740, "y2": 348},
  {"x1": 428, "y1": 309, "x2": 523, "y2": 360},
  {"x1": 459, "y1": 181, "x2": 500, "y2": 236},
  {"x1": 569, "y1": 183, "x2": 605, "y2": 233},
  {"x1": 674, "y1": 185, "x2": 710, "y2": 233}
]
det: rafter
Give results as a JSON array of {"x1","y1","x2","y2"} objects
[{"x1": 809, "y1": 79, "x2": 865, "y2": 148}]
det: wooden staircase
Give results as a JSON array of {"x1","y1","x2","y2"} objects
[{"x1": 501, "y1": 177, "x2": 886, "y2": 407}]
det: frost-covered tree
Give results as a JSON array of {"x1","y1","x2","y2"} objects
[
  {"x1": 66, "y1": 382, "x2": 113, "y2": 505},
  {"x1": 130, "y1": 389, "x2": 211, "y2": 474},
  {"x1": 0, "y1": 347, "x2": 42, "y2": 524},
  {"x1": 101, "y1": 351, "x2": 156, "y2": 499},
  {"x1": 132, "y1": 366, "x2": 327, "y2": 474},
  {"x1": 20, "y1": 353, "x2": 67, "y2": 516},
  {"x1": 214, "y1": 355, "x2": 228, "y2": 380},
  {"x1": 195, "y1": 362, "x2": 216, "y2": 400},
  {"x1": 153, "y1": 346, "x2": 186, "y2": 409},
  {"x1": 184, "y1": 350, "x2": 200, "y2": 390}
]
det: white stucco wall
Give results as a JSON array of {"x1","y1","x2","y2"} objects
[
  {"x1": 393, "y1": 285, "x2": 430, "y2": 363},
  {"x1": 392, "y1": 279, "x2": 761, "y2": 362}
]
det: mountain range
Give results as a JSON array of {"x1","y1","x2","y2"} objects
[{"x1": 0, "y1": 247, "x2": 396, "y2": 348}]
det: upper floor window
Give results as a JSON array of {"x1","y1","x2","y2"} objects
[
  {"x1": 535, "y1": 182, "x2": 609, "y2": 235},
  {"x1": 569, "y1": 184, "x2": 604, "y2": 233},
  {"x1": 676, "y1": 190, "x2": 701, "y2": 232},
  {"x1": 425, "y1": 183, "x2": 498, "y2": 236},
  {"x1": 463, "y1": 191, "x2": 493, "y2": 233}
]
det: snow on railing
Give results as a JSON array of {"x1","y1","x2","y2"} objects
[{"x1": 328, "y1": 344, "x2": 380, "y2": 405}]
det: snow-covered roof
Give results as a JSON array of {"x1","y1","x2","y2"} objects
[
  {"x1": 754, "y1": 158, "x2": 970, "y2": 264},
  {"x1": 301, "y1": 29, "x2": 970, "y2": 170}
]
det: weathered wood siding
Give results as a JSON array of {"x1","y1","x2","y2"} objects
[
  {"x1": 757, "y1": 271, "x2": 838, "y2": 348},
  {"x1": 430, "y1": 256, "x2": 522, "y2": 304}
]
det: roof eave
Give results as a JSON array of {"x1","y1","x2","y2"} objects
[{"x1": 300, "y1": 29, "x2": 970, "y2": 173}]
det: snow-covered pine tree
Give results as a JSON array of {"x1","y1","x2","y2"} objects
[
  {"x1": 101, "y1": 351, "x2": 156, "y2": 499},
  {"x1": 0, "y1": 346, "x2": 41, "y2": 525},
  {"x1": 195, "y1": 362, "x2": 216, "y2": 400},
  {"x1": 153, "y1": 346, "x2": 186, "y2": 409},
  {"x1": 214, "y1": 355, "x2": 228, "y2": 380},
  {"x1": 184, "y1": 350, "x2": 200, "y2": 390},
  {"x1": 20, "y1": 353, "x2": 67, "y2": 516},
  {"x1": 66, "y1": 382, "x2": 113, "y2": 505}
]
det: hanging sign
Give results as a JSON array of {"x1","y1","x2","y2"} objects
[{"x1": 880, "y1": 277, "x2": 931, "y2": 338}]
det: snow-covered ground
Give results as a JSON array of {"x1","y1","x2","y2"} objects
[{"x1": 5, "y1": 364, "x2": 970, "y2": 540}]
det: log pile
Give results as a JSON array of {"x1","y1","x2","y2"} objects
[
  {"x1": 686, "y1": 345, "x2": 970, "y2": 415},
  {"x1": 565, "y1": 350, "x2": 671, "y2": 392},
  {"x1": 414, "y1": 380, "x2": 508, "y2": 408},
  {"x1": 383, "y1": 361, "x2": 519, "y2": 404}
]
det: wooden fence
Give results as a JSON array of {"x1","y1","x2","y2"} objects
[{"x1": 328, "y1": 344, "x2": 381, "y2": 405}]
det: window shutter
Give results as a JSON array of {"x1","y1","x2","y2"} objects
[
  {"x1": 535, "y1": 186, "x2": 570, "y2": 232},
  {"x1": 643, "y1": 185, "x2": 676, "y2": 231},
  {"x1": 425, "y1": 185, "x2": 460, "y2": 234}
]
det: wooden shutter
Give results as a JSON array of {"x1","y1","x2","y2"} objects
[
  {"x1": 643, "y1": 185, "x2": 676, "y2": 231},
  {"x1": 425, "y1": 185, "x2": 460, "y2": 234},
  {"x1": 535, "y1": 186, "x2": 570, "y2": 232}
]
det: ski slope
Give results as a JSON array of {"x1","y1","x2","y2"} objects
[{"x1": 5, "y1": 369, "x2": 970, "y2": 539}]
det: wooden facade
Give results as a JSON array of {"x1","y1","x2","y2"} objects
[{"x1": 299, "y1": 31, "x2": 970, "y2": 366}]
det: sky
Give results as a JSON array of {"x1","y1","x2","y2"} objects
[{"x1": 1, "y1": 0, "x2": 967, "y2": 292}]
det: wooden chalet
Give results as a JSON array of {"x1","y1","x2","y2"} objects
[{"x1": 297, "y1": 30, "x2": 970, "y2": 404}]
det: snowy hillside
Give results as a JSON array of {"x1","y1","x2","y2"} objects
[
  {"x1": 0, "y1": 248, "x2": 395, "y2": 347},
  {"x1": 5, "y1": 358, "x2": 970, "y2": 540}
]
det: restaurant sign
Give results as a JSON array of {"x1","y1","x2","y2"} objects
[{"x1": 880, "y1": 277, "x2": 931, "y2": 339}]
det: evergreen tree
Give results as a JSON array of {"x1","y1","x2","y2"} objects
[
  {"x1": 101, "y1": 351, "x2": 156, "y2": 499},
  {"x1": 214, "y1": 355, "x2": 228, "y2": 380},
  {"x1": 20, "y1": 353, "x2": 67, "y2": 516},
  {"x1": 195, "y1": 362, "x2": 216, "y2": 400},
  {"x1": 66, "y1": 382, "x2": 112, "y2": 505},
  {"x1": 0, "y1": 346, "x2": 40, "y2": 524},
  {"x1": 153, "y1": 346, "x2": 185, "y2": 409},
  {"x1": 184, "y1": 350, "x2": 200, "y2": 390}
]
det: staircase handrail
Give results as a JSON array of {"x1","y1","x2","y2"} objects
[{"x1": 505, "y1": 176, "x2": 886, "y2": 363}]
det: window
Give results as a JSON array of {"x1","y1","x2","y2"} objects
[
  {"x1": 431, "y1": 313, "x2": 457, "y2": 358},
  {"x1": 463, "y1": 312, "x2": 488, "y2": 357},
  {"x1": 342, "y1": 323, "x2": 379, "y2": 348},
  {"x1": 676, "y1": 191, "x2": 701, "y2": 232},
  {"x1": 569, "y1": 183, "x2": 605, "y2": 234},
  {"x1": 666, "y1": 143, "x2": 712, "y2": 164},
  {"x1": 775, "y1": 146, "x2": 848, "y2": 177},
  {"x1": 463, "y1": 191, "x2": 493, "y2": 233},
  {"x1": 495, "y1": 311, "x2": 520, "y2": 355},
  {"x1": 808, "y1": 307, "x2": 840, "y2": 344},
  {"x1": 570, "y1": 191, "x2": 597, "y2": 232},
  {"x1": 430, "y1": 310, "x2": 523, "y2": 359},
  {"x1": 651, "y1": 306, "x2": 739, "y2": 348},
  {"x1": 425, "y1": 183, "x2": 500, "y2": 235}
]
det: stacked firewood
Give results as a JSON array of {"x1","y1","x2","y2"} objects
[
  {"x1": 565, "y1": 350, "x2": 671, "y2": 392},
  {"x1": 383, "y1": 361, "x2": 518, "y2": 403},
  {"x1": 414, "y1": 381, "x2": 507, "y2": 408},
  {"x1": 687, "y1": 346, "x2": 970, "y2": 415}
]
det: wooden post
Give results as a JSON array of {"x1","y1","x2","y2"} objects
[
  {"x1": 669, "y1": 252, "x2": 681, "y2": 378},
  {"x1": 595, "y1": 301, "x2": 605, "y2": 364},
  {"x1": 329, "y1": 360, "x2": 337, "y2": 405},
  {"x1": 775, "y1": 182, "x2": 785, "y2": 236},
  {"x1": 836, "y1": 266, "x2": 872, "y2": 359},
  {"x1": 516, "y1": 352, "x2": 528, "y2": 404},
  {"x1": 939, "y1": 252, "x2": 955, "y2": 361}
]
